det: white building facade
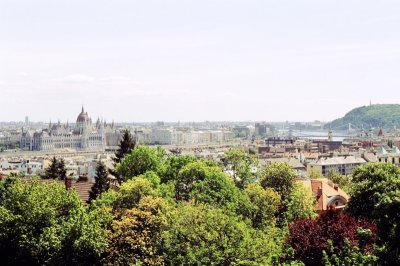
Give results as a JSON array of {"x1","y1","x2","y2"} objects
[{"x1": 20, "y1": 107, "x2": 108, "y2": 151}]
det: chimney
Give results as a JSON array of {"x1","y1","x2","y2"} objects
[
  {"x1": 78, "y1": 174, "x2": 88, "y2": 182},
  {"x1": 65, "y1": 177, "x2": 73, "y2": 189},
  {"x1": 317, "y1": 186, "x2": 323, "y2": 197}
]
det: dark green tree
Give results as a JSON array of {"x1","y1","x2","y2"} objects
[
  {"x1": 346, "y1": 163, "x2": 400, "y2": 265},
  {"x1": 114, "y1": 129, "x2": 136, "y2": 164},
  {"x1": 44, "y1": 156, "x2": 59, "y2": 179},
  {"x1": 88, "y1": 161, "x2": 110, "y2": 203},
  {"x1": 55, "y1": 158, "x2": 67, "y2": 180},
  {"x1": 43, "y1": 157, "x2": 67, "y2": 180}
]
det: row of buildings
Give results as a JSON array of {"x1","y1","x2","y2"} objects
[
  {"x1": 18, "y1": 107, "x2": 238, "y2": 151},
  {"x1": 0, "y1": 153, "x2": 113, "y2": 182},
  {"x1": 255, "y1": 130, "x2": 400, "y2": 178},
  {"x1": 20, "y1": 107, "x2": 119, "y2": 151},
  {"x1": 149, "y1": 128, "x2": 234, "y2": 145}
]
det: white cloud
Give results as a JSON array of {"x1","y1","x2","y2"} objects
[
  {"x1": 55, "y1": 74, "x2": 95, "y2": 83},
  {"x1": 99, "y1": 76, "x2": 141, "y2": 85},
  {"x1": 99, "y1": 76, "x2": 131, "y2": 82}
]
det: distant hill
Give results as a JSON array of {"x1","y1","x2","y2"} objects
[{"x1": 325, "y1": 104, "x2": 400, "y2": 130}]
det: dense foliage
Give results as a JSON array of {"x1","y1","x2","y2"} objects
[
  {"x1": 5, "y1": 147, "x2": 400, "y2": 265},
  {"x1": 325, "y1": 104, "x2": 400, "y2": 129},
  {"x1": 0, "y1": 179, "x2": 109, "y2": 265},
  {"x1": 287, "y1": 208, "x2": 376, "y2": 266},
  {"x1": 346, "y1": 163, "x2": 400, "y2": 265}
]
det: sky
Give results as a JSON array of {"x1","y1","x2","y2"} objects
[{"x1": 1, "y1": 0, "x2": 400, "y2": 122}]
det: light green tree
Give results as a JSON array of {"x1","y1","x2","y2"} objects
[
  {"x1": 116, "y1": 146, "x2": 165, "y2": 183},
  {"x1": 286, "y1": 183, "x2": 317, "y2": 223},
  {"x1": 162, "y1": 204, "x2": 281, "y2": 265},
  {"x1": 244, "y1": 183, "x2": 281, "y2": 228},
  {"x1": 103, "y1": 196, "x2": 167, "y2": 266},
  {"x1": 223, "y1": 149, "x2": 258, "y2": 188},
  {"x1": 260, "y1": 162, "x2": 297, "y2": 202},
  {"x1": 0, "y1": 179, "x2": 109, "y2": 265}
]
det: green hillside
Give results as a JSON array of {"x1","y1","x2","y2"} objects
[{"x1": 325, "y1": 104, "x2": 400, "y2": 130}]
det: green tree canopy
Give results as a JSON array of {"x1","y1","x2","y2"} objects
[
  {"x1": 159, "y1": 155, "x2": 197, "y2": 184},
  {"x1": 244, "y1": 183, "x2": 281, "y2": 229},
  {"x1": 223, "y1": 148, "x2": 258, "y2": 188},
  {"x1": 346, "y1": 163, "x2": 400, "y2": 265},
  {"x1": 190, "y1": 168, "x2": 244, "y2": 212},
  {"x1": 116, "y1": 146, "x2": 165, "y2": 183},
  {"x1": 162, "y1": 204, "x2": 281, "y2": 265},
  {"x1": 103, "y1": 196, "x2": 167, "y2": 266},
  {"x1": 286, "y1": 183, "x2": 317, "y2": 223},
  {"x1": 260, "y1": 162, "x2": 297, "y2": 202},
  {"x1": 327, "y1": 169, "x2": 351, "y2": 193},
  {"x1": 0, "y1": 179, "x2": 109, "y2": 265}
]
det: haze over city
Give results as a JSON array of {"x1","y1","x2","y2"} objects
[{"x1": 1, "y1": 0, "x2": 400, "y2": 122}]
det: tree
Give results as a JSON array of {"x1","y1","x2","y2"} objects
[
  {"x1": 308, "y1": 168, "x2": 324, "y2": 179},
  {"x1": 287, "y1": 208, "x2": 376, "y2": 266},
  {"x1": 174, "y1": 161, "x2": 211, "y2": 201},
  {"x1": 260, "y1": 162, "x2": 297, "y2": 202},
  {"x1": 244, "y1": 183, "x2": 280, "y2": 228},
  {"x1": 322, "y1": 239, "x2": 377, "y2": 266},
  {"x1": 223, "y1": 149, "x2": 258, "y2": 188},
  {"x1": 0, "y1": 178, "x2": 109, "y2": 265},
  {"x1": 43, "y1": 156, "x2": 59, "y2": 179},
  {"x1": 88, "y1": 160, "x2": 110, "y2": 203},
  {"x1": 103, "y1": 196, "x2": 167, "y2": 266},
  {"x1": 159, "y1": 155, "x2": 197, "y2": 184},
  {"x1": 190, "y1": 168, "x2": 243, "y2": 212},
  {"x1": 43, "y1": 156, "x2": 67, "y2": 180},
  {"x1": 327, "y1": 169, "x2": 350, "y2": 192},
  {"x1": 260, "y1": 162, "x2": 298, "y2": 224},
  {"x1": 286, "y1": 183, "x2": 317, "y2": 223},
  {"x1": 113, "y1": 129, "x2": 136, "y2": 164},
  {"x1": 162, "y1": 204, "x2": 281, "y2": 265},
  {"x1": 115, "y1": 146, "x2": 164, "y2": 184},
  {"x1": 346, "y1": 163, "x2": 400, "y2": 264},
  {"x1": 55, "y1": 158, "x2": 67, "y2": 180},
  {"x1": 112, "y1": 178, "x2": 158, "y2": 210}
]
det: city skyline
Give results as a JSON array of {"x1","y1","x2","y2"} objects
[{"x1": 1, "y1": 0, "x2": 400, "y2": 122}]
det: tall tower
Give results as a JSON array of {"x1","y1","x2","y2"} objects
[{"x1": 328, "y1": 129, "x2": 333, "y2": 142}]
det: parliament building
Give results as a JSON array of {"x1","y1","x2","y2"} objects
[{"x1": 20, "y1": 107, "x2": 116, "y2": 151}]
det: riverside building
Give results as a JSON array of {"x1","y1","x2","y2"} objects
[{"x1": 20, "y1": 107, "x2": 111, "y2": 151}]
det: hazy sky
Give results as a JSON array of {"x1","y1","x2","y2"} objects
[{"x1": 1, "y1": 0, "x2": 400, "y2": 122}]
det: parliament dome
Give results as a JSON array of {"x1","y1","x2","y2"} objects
[{"x1": 76, "y1": 106, "x2": 89, "y2": 123}]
